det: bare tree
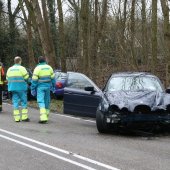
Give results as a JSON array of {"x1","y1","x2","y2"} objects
[
  {"x1": 18, "y1": 0, "x2": 36, "y2": 68},
  {"x1": 91, "y1": 0, "x2": 108, "y2": 78},
  {"x1": 160, "y1": 0, "x2": 170, "y2": 85},
  {"x1": 141, "y1": 0, "x2": 148, "y2": 66},
  {"x1": 91, "y1": 0, "x2": 99, "y2": 78},
  {"x1": 160, "y1": 0, "x2": 170, "y2": 59},
  {"x1": 68, "y1": 0, "x2": 80, "y2": 59},
  {"x1": 151, "y1": 0, "x2": 158, "y2": 73},
  {"x1": 41, "y1": 0, "x2": 58, "y2": 67},
  {"x1": 57, "y1": 0, "x2": 66, "y2": 71},
  {"x1": 47, "y1": 0, "x2": 59, "y2": 60},
  {"x1": 130, "y1": 0, "x2": 137, "y2": 69},
  {"x1": 30, "y1": 0, "x2": 57, "y2": 68},
  {"x1": 80, "y1": 0, "x2": 90, "y2": 74},
  {"x1": 8, "y1": 0, "x2": 20, "y2": 57}
]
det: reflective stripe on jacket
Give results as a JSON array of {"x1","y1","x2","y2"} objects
[
  {"x1": 6, "y1": 64, "x2": 29, "y2": 91},
  {"x1": 31, "y1": 62, "x2": 55, "y2": 90}
]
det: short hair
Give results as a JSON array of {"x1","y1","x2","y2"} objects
[
  {"x1": 38, "y1": 56, "x2": 46, "y2": 63},
  {"x1": 14, "y1": 56, "x2": 22, "y2": 64}
]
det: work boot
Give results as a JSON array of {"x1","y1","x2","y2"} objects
[
  {"x1": 39, "y1": 120, "x2": 47, "y2": 124},
  {"x1": 21, "y1": 113, "x2": 29, "y2": 121},
  {"x1": 13, "y1": 109, "x2": 21, "y2": 122},
  {"x1": 22, "y1": 117, "x2": 30, "y2": 122},
  {"x1": 39, "y1": 114, "x2": 48, "y2": 124},
  {"x1": 39, "y1": 108, "x2": 48, "y2": 123},
  {"x1": 21, "y1": 109, "x2": 30, "y2": 122}
]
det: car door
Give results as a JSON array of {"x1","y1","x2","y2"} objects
[{"x1": 64, "y1": 72, "x2": 101, "y2": 117}]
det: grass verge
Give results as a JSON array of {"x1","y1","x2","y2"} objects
[{"x1": 28, "y1": 99, "x2": 63, "y2": 113}]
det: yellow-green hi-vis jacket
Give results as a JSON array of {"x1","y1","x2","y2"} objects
[
  {"x1": 31, "y1": 62, "x2": 55, "y2": 90},
  {"x1": 6, "y1": 64, "x2": 29, "y2": 91}
]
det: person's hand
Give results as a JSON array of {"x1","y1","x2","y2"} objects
[
  {"x1": 31, "y1": 90, "x2": 36, "y2": 97},
  {"x1": 52, "y1": 87, "x2": 56, "y2": 93},
  {"x1": 50, "y1": 86, "x2": 56, "y2": 93}
]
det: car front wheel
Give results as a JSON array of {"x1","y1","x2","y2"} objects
[{"x1": 96, "y1": 110, "x2": 108, "y2": 133}]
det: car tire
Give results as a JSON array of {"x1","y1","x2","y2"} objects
[{"x1": 96, "y1": 110, "x2": 108, "y2": 133}]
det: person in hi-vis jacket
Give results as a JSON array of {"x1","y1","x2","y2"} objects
[
  {"x1": 6, "y1": 56, "x2": 29, "y2": 122},
  {"x1": 0, "y1": 62, "x2": 5, "y2": 112},
  {"x1": 31, "y1": 56, "x2": 55, "y2": 123}
]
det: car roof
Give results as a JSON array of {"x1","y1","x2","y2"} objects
[
  {"x1": 110, "y1": 72, "x2": 157, "y2": 78},
  {"x1": 67, "y1": 71, "x2": 82, "y2": 74}
]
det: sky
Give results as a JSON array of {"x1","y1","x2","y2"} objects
[
  {"x1": 3, "y1": 0, "x2": 17, "y2": 10},
  {"x1": 2, "y1": 0, "x2": 165, "y2": 19},
  {"x1": 3, "y1": 0, "x2": 163, "y2": 12},
  {"x1": 2, "y1": 0, "x2": 71, "y2": 18}
]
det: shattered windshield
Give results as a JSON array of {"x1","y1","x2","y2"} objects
[{"x1": 107, "y1": 75, "x2": 163, "y2": 92}]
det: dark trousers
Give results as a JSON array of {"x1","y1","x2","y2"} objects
[{"x1": 0, "y1": 86, "x2": 2, "y2": 111}]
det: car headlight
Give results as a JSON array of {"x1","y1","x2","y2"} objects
[{"x1": 99, "y1": 97, "x2": 109, "y2": 112}]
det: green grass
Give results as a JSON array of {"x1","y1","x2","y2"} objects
[
  {"x1": 5, "y1": 98, "x2": 63, "y2": 113},
  {"x1": 28, "y1": 99, "x2": 63, "y2": 113}
]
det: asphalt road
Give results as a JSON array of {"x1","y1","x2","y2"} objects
[{"x1": 0, "y1": 102, "x2": 170, "y2": 170}]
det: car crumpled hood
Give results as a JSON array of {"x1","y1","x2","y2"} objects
[{"x1": 106, "y1": 90, "x2": 170, "y2": 112}]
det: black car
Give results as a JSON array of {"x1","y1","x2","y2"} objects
[{"x1": 64, "y1": 72, "x2": 170, "y2": 133}]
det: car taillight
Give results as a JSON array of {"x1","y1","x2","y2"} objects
[{"x1": 56, "y1": 82, "x2": 63, "y2": 88}]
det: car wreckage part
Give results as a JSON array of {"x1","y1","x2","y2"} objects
[{"x1": 98, "y1": 104, "x2": 170, "y2": 132}]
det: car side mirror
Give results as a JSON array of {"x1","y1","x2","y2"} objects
[
  {"x1": 84, "y1": 86, "x2": 95, "y2": 94},
  {"x1": 84, "y1": 86, "x2": 94, "y2": 91},
  {"x1": 166, "y1": 88, "x2": 170, "y2": 94}
]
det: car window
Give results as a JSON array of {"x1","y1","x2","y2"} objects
[
  {"x1": 55, "y1": 72, "x2": 67, "y2": 81},
  {"x1": 67, "y1": 73, "x2": 94, "y2": 90},
  {"x1": 107, "y1": 76, "x2": 163, "y2": 92}
]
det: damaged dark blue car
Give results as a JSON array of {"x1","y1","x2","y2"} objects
[{"x1": 64, "y1": 72, "x2": 170, "y2": 133}]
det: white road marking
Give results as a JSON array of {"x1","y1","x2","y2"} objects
[
  {"x1": 55, "y1": 113, "x2": 96, "y2": 123},
  {"x1": 0, "y1": 128, "x2": 120, "y2": 170},
  {"x1": 0, "y1": 134, "x2": 96, "y2": 170},
  {"x1": 74, "y1": 155, "x2": 120, "y2": 170}
]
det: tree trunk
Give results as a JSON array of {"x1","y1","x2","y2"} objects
[
  {"x1": 24, "y1": 0, "x2": 43, "y2": 57},
  {"x1": 18, "y1": 0, "x2": 36, "y2": 68},
  {"x1": 80, "y1": 0, "x2": 90, "y2": 75},
  {"x1": 47, "y1": 0, "x2": 59, "y2": 60},
  {"x1": 7, "y1": 0, "x2": 20, "y2": 57},
  {"x1": 41, "y1": 0, "x2": 57, "y2": 68},
  {"x1": 57, "y1": 0, "x2": 66, "y2": 71},
  {"x1": 160, "y1": 0, "x2": 170, "y2": 86},
  {"x1": 130, "y1": 0, "x2": 137, "y2": 69},
  {"x1": 95, "y1": 0, "x2": 108, "y2": 79},
  {"x1": 151, "y1": 0, "x2": 158, "y2": 74},
  {"x1": 117, "y1": 0, "x2": 127, "y2": 68},
  {"x1": 31, "y1": 0, "x2": 57, "y2": 68},
  {"x1": 91, "y1": 0, "x2": 98, "y2": 79},
  {"x1": 160, "y1": 0, "x2": 170, "y2": 60},
  {"x1": 141, "y1": 0, "x2": 148, "y2": 66},
  {"x1": 67, "y1": 0, "x2": 80, "y2": 60},
  {"x1": 27, "y1": 16, "x2": 36, "y2": 69}
]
